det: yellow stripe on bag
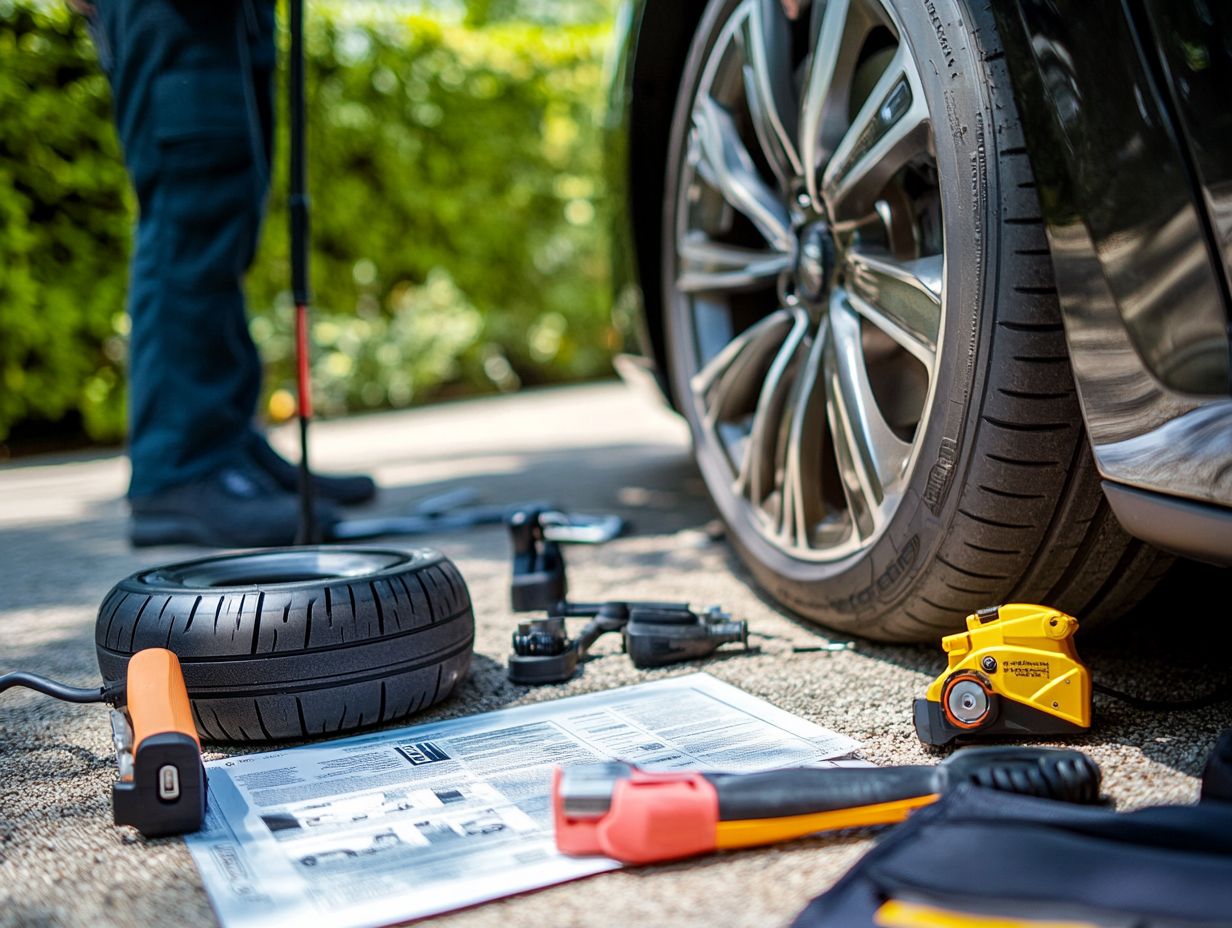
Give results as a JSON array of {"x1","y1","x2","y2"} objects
[{"x1": 874, "y1": 899, "x2": 1099, "y2": 928}]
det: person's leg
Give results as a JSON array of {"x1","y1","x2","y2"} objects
[
  {"x1": 95, "y1": 0, "x2": 272, "y2": 499},
  {"x1": 91, "y1": 0, "x2": 336, "y2": 546},
  {"x1": 91, "y1": 0, "x2": 369, "y2": 543}
]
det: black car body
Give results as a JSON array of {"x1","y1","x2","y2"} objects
[{"x1": 989, "y1": 1, "x2": 1232, "y2": 562}]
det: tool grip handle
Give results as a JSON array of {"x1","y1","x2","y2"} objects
[
  {"x1": 125, "y1": 649, "x2": 198, "y2": 750},
  {"x1": 707, "y1": 766, "x2": 936, "y2": 819},
  {"x1": 702, "y1": 766, "x2": 940, "y2": 849}
]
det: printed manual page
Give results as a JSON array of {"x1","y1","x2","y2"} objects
[{"x1": 186, "y1": 673, "x2": 864, "y2": 928}]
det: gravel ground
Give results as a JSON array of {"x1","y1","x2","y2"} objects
[{"x1": 1, "y1": 382, "x2": 1228, "y2": 928}]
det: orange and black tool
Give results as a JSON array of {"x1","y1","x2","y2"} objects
[
  {"x1": 109, "y1": 648, "x2": 206, "y2": 838},
  {"x1": 1, "y1": 647, "x2": 205, "y2": 838},
  {"x1": 553, "y1": 746, "x2": 1100, "y2": 865}
]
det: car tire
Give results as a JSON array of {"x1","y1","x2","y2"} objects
[
  {"x1": 95, "y1": 547, "x2": 474, "y2": 742},
  {"x1": 660, "y1": 0, "x2": 1169, "y2": 641}
]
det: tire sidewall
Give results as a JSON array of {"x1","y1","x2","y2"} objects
[
  {"x1": 126, "y1": 547, "x2": 439, "y2": 595},
  {"x1": 661, "y1": 0, "x2": 997, "y2": 632}
]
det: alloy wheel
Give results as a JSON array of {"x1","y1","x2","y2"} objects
[{"x1": 672, "y1": 0, "x2": 944, "y2": 562}]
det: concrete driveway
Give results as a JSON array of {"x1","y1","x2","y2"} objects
[{"x1": 1, "y1": 382, "x2": 1228, "y2": 927}]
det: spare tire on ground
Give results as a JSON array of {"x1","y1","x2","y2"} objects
[{"x1": 96, "y1": 547, "x2": 474, "y2": 743}]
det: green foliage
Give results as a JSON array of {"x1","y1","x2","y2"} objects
[
  {"x1": 0, "y1": 2, "x2": 133, "y2": 440},
  {"x1": 461, "y1": 0, "x2": 616, "y2": 27},
  {"x1": 0, "y1": 2, "x2": 616, "y2": 441}
]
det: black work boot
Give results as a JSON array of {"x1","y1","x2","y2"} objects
[
  {"x1": 246, "y1": 433, "x2": 377, "y2": 506},
  {"x1": 129, "y1": 464, "x2": 339, "y2": 548}
]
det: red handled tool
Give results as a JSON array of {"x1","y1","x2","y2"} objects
[
  {"x1": 1, "y1": 648, "x2": 206, "y2": 838},
  {"x1": 553, "y1": 747, "x2": 1101, "y2": 865}
]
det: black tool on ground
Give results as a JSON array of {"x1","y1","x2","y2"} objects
[
  {"x1": 1, "y1": 648, "x2": 206, "y2": 838},
  {"x1": 331, "y1": 490, "x2": 623, "y2": 544},
  {"x1": 507, "y1": 506, "x2": 631, "y2": 612},
  {"x1": 506, "y1": 509, "x2": 747, "y2": 684},
  {"x1": 508, "y1": 601, "x2": 746, "y2": 685},
  {"x1": 554, "y1": 746, "x2": 1102, "y2": 864},
  {"x1": 509, "y1": 505, "x2": 568, "y2": 610}
]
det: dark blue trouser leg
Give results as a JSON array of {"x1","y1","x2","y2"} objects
[{"x1": 91, "y1": 0, "x2": 275, "y2": 498}]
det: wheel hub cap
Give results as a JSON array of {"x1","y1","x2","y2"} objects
[{"x1": 795, "y1": 220, "x2": 837, "y2": 305}]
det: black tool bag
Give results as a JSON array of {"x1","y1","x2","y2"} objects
[{"x1": 794, "y1": 733, "x2": 1232, "y2": 928}]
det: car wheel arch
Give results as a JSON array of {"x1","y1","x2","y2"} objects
[{"x1": 625, "y1": 0, "x2": 711, "y2": 408}]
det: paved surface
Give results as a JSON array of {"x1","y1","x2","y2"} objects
[{"x1": 1, "y1": 382, "x2": 1228, "y2": 928}]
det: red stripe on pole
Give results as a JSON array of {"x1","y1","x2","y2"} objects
[{"x1": 295, "y1": 303, "x2": 313, "y2": 419}]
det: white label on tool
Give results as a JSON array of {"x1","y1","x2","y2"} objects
[{"x1": 158, "y1": 764, "x2": 180, "y2": 801}]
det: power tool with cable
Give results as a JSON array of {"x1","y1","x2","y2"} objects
[
  {"x1": 912, "y1": 603, "x2": 1092, "y2": 747},
  {"x1": 1, "y1": 648, "x2": 206, "y2": 838},
  {"x1": 506, "y1": 508, "x2": 748, "y2": 684},
  {"x1": 553, "y1": 745, "x2": 1101, "y2": 864},
  {"x1": 913, "y1": 602, "x2": 1232, "y2": 747},
  {"x1": 509, "y1": 601, "x2": 748, "y2": 685}
]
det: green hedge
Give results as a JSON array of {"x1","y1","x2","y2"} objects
[{"x1": 0, "y1": 2, "x2": 616, "y2": 442}]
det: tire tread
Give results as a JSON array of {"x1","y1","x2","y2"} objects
[
  {"x1": 95, "y1": 550, "x2": 473, "y2": 742},
  {"x1": 886, "y1": 2, "x2": 1170, "y2": 639}
]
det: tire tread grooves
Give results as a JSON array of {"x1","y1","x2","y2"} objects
[{"x1": 96, "y1": 552, "x2": 473, "y2": 743}]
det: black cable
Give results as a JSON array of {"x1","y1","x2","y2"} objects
[
  {"x1": 1093, "y1": 679, "x2": 1232, "y2": 711},
  {"x1": 0, "y1": 672, "x2": 117, "y2": 705}
]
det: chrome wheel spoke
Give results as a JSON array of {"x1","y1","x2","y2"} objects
[
  {"x1": 691, "y1": 95, "x2": 794, "y2": 251},
  {"x1": 821, "y1": 43, "x2": 929, "y2": 219},
  {"x1": 741, "y1": 0, "x2": 802, "y2": 189},
  {"x1": 738, "y1": 309, "x2": 810, "y2": 503},
  {"x1": 678, "y1": 234, "x2": 792, "y2": 294},
  {"x1": 799, "y1": 0, "x2": 864, "y2": 205},
  {"x1": 676, "y1": 0, "x2": 944, "y2": 563},
  {"x1": 823, "y1": 291, "x2": 911, "y2": 538},
  {"x1": 692, "y1": 309, "x2": 796, "y2": 428},
  {"x1": 778, "y1": 319, "x2": 829, "y2": 547},
  {"x1": 843, "y1": 249, "x2": 941, "y2": 366}
]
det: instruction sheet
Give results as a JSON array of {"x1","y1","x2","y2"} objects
[{"x1": 186, "y1": 673, "x2": 863, "y2": 928}]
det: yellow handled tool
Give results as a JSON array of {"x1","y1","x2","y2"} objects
[{"x1": 554, "y1": 746, "x2": 1101, "y2": 864}]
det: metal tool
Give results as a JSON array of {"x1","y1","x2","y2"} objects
[
  {"x1": 509, "y1": 505, "x2": 568, "y2": 610},
  {"x1": 553, "y1": 746, "x2": 1102, "y2": 864},
  {"x1": 913, "y1": 603, "x2": 1092, "y2": 747},
  {"x1": 332, "y1": 491, "x2": 623, "y2": 543},
  {"x1": 1, "y1": 648, "x2": 206, "y2": 838},
  {"x1": 508, "y1": 601, "x2": 747, "y2": 685},
  {"x1": 506, "y1": 509, "x2": 746, "y2": 684}
]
